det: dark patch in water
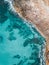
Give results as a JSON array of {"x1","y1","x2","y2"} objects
[
  {"x1": 27, "y1": 58, "x2": 40, "y2": 65},
  {"x1": 17, "y1": 60, "x2": 23, "y2": 65},
  {"x1": 27, "y1": 62, "x2": 34, "y2": 65},
  {"x1": 0, "y1": 36, "x2": 3, "y2": 43},
  {"x1": 13, "y1": 64, "x2": 16, "y2": 65},
  {"x1": 8, "y1": 35, "x2": 16, "y2": 41},
  {"x1": 23, "y1": 40, "x2": 29, "y2": 47},
  {"x1": 17, "y1": 56, "x2": 28, "y2": 65},
  {"x1": 13, "y1": 55, "x2": 20, "y2": 59},
  {"x1": 6, "y1": 25, "x2": 13, "y2": 32},
  {"x1": 0, "y1": 0, "x2": 9, "y2": 15},
  {"x1": 13, "y1": 22, "x2": 21, "y2": 29},
  {"x1": 0, "y1": 15, "x2": 8, "y2": 24},
  {"x1": 8, "y1": 32, "x2": 16, "y2": 41},
  {"x1": 0, "y1": 0, "x2": 9, "y2": 24},
  {"x1": 18, "y1": 25, "x2": 32, "y2": 39},
  {"x1": 23, "y1": 38, "x2": 33, "y2": 47},
  {"x1": 23, "y1": 37, "x2": 43, "y2": 47}
]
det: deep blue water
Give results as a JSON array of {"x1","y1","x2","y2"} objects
[{"x1": 0, "y1": 0, "x2": 46, "y2": 65}]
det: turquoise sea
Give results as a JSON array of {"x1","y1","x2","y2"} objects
[{"x1": 0, "y1": 0, "x2": 46, "y2": 65}]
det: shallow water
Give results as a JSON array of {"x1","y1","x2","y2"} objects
[{"x1": 0, "y1": 0, "x2": 46, "y2": 65}]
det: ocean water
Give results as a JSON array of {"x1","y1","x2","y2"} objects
[{"x1": 0, "y1": 0, "x2": 46, "y2": 65}]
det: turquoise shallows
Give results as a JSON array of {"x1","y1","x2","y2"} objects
[{"x1": 0, "y1": 0, "x2": 46, "y2": 65}]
